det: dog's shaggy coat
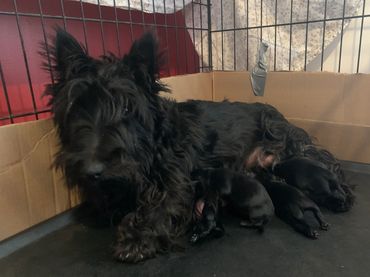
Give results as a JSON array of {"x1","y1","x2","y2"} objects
[{"x1": 44, "y1": 29, "x2": 354, "y2": 263}]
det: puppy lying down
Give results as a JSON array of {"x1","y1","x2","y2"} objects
[
  {"x1": 191, "y1": 153, "x2": 339, "y2": 241},
  {"x1": 190, "y1": 168, "x2": 274, "y2": 243},
  {"x1": 273, "y1": 157, "x2": 350, "y2": 212},
  {"x1": 259, "y1": 173, "x2": 330, "y2": 238}
]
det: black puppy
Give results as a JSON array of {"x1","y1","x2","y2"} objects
[
  {"x1": 273, "y1": 157, "x2": 349, "y2": 212},
  {"x1": 190, "y1": 169, "x2": 274, "y2": 243},
  {"x1": 259, "y1": 173, "x2": 329, "y2": 238}
]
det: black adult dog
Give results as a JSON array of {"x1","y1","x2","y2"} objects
[{"x1": 44, "y1": 28, "x2": 354, "y2": 263}]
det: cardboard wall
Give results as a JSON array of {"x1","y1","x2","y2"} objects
[
  {"x1": 0, "y1": 119, "x2": 71, "y2": 241},
  {"x1": 0, "y1": 71, "x2": 369, "y2": 241},
  {"x1": 212, "y1": 71, "x2": 370, "y2": 163},
  {"x1": 161, "y1": 73, "x2": 213, "y2": 102}
]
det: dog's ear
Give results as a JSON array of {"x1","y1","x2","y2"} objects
[
  {"x1": 51, "y1": 27, "x2": 93, "y2": 80},
  {"x1": 124, "y1": 32, "x2": 167, "y2": 94}
]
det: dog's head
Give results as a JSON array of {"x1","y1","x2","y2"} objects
[{"x1": 45, "y1": 28, "x2": 168, "y2": 187}]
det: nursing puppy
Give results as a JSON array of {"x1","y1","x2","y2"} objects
[
  {"x1": 190, "y1": 169, "x2": 274, "y2": 243},
  {"x1": 273, "y1": 157, "x2": 350, "y2": 212},
  {"x1": 258, "y1": 173, "x2": 329, "y2": 238}
]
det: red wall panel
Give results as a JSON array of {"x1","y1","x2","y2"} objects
[{"x1": 0, "y1": 0, "x2": 200, "y2": 125}]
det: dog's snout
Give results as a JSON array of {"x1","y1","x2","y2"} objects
[{"x1": 86, "y1": 162, "x2": 104, "y2": 180}]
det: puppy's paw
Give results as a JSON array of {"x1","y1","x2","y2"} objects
[
  {"x1": 189, "y1": 232, "x2": 202, "y2": 244},
  {"x1": 189, "y1": 220, "x2": 224, "y2": 244},
  {"x1": 306, "y1": 229, "x2": 319, "y2": 239},
  {"x1": 189, "y1": 222, "x2": 213, "y2": 244},
  {"x1": 320, "y1": 222, "x2": 330, "y2": 231}
]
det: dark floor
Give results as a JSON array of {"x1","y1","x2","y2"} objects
[{"x1": 0, "y1": 171, "x2": 369, "y2": 277}]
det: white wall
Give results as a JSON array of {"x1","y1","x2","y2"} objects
[{"x1": 307, "y1": 5, "x2": 370, "y2": 73}]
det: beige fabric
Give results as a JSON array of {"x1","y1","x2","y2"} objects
[
  {"x1": 186, "y1": 0, "x2": 363, "y2": 71},
  {"x1": 76, "y1": 0, "x2": 192, "y2": 13},
  {"x1": 77, "y1": 0, "x2": 364, "y2": 72}
]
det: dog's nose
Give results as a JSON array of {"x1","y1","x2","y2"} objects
[{"x1": 86, "y1": 162, "x2": 104, "y2": 180}]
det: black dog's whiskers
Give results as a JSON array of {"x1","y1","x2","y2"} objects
[{"x1": 44, "y1": 28, "x2": 355, "y2": 263}]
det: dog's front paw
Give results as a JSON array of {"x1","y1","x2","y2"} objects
[
  {"x1": 113, "y1": 238, "x2": 156, "y2": 263},
  {"x1": 114, "y1": 214, "x2": 157, "y2": 263}
]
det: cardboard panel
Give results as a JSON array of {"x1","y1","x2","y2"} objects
[
  {"x1": 0, "y1": 119, "x2": 72, "y2": 240},
  {"x1": 342, "y1": 75, "x2": 370, "y2": 125},
  {"x1": 213, "y1": 71, "x2": 346, "y2": 121},
  {"x1": 0, "y1": 124, "x2": 22, "y2": 169},
  {"x1": 263, "y1": 72, "x2": 346, "y2": 123},
  {"x1": 212, "y1": 71, "x2": 370, "y2": 163},
  {"x1": 162, "y1": 73, "x2": 213, "y2": 101},
  {"x1": 290, "y1": 119, "x2": 370, "y2": 164},
  {"x1": 213, "y1": 71, "x2": 370, "y2": 125},
  {"x1": 212, "y1": 71, "x2": 254, "y2": 103},
  {"x1": 0, "y1": 164, "x2": 30, "y2": 241},
  {"x1": 17, "y1": 120, "x2": 57, "y2": 224}
]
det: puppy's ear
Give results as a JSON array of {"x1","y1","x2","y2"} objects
[
  {"x1": 51, "y1": 27, "x2": 93, "y2": 80},
  {"x1": 124, "y1": 32, "x2": 168, "y2": 94}
]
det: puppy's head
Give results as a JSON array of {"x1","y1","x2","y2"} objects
[
  {"x1": 45, "y1": 28, "x2": 168, "y2": 187},
  {"x1": 274, "y1": 157, "x2": 351, "y2": 212},
  {"x1": 304, "y1": 175, "x2": 347, "y2": 211}
]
